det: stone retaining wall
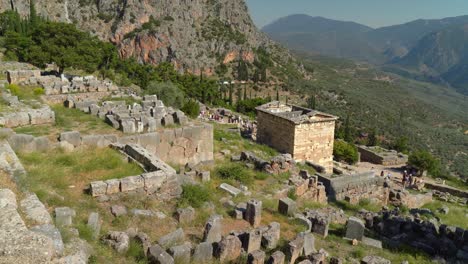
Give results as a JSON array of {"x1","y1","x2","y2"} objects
[
  {"x1": 4, "y1": 123, "x2": 213, "y2": 166},
  {"x1": 425, "y1": 182, "x2": 468, "y2": 199},
  {"x1": 317, "y1": 172, "x2": 389, "y2": 205},
  {"x1": 364, "y1": 210, "x2": 468, "y2": 260},
  {"x1": 357, "y1": 146, "x2": 408, "y2": 166},
  {"x1": 42, "y1": 92, "x2": 112, "y2": 105}
]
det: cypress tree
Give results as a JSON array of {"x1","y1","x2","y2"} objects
[
  {"x1": 276, "y1": 87, "x2": 279, "y2": 101},
  {"x1": 29, "y1": 0, "x2": 38, "y2": 28}
]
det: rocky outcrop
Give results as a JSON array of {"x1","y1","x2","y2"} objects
[{"x1": 0, "y1": 0, "x2": 303, "y2": 77}]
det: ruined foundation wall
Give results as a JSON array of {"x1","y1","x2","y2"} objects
[
  {"x1": 294, "y1": 121, "x2": 335, "y2": 174},
  {"x1": 317, "y1": 172, "x2": 388, "y2": 205},
  {"x1": 6, "y1": 124, "x2": 214, "y2": 166},
  {"x1": 357, "y1": 146, "x2": 408, "y2": 166},
  {"x1": 256, "y1": 111, "x2": 296, "y2": 155},
  {"x1": 42, "y1": 92, "x2": 112, "y2": 105}
]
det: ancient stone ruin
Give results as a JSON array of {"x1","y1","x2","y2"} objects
[
  {"x1": 357, "y1": 145, "x2": 408, "y2": 165},
  {"x1": 256, "y1": 101, "x2": 338, "y2": 174},
  {"x1": 90, "y1": 144, "x2": 182, "y2": 201},
  {"x1": 69, "y1": 95, "x2": 189, "y2": 134}
]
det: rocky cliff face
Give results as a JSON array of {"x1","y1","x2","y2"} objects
[{"x1": 0, "y1": 0, "x2": 299, "y2": 76}]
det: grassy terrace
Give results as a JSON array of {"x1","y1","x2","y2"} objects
[
  {"x1": 6, "y1": 122, "x2": 437, "y2": 263},
  {"x1": 14, "y1": 105, "x2": 119, "y2": 137}
]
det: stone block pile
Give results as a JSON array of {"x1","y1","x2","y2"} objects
[
  {"x1": 69, "y1": 95, "x2": 189, "y2": 134},
  {"x1": 238, "y1": 151, "x2": 295, "y2": 175},
  {"x1": 357, "y1": 208, "x2": 468, "y2": 261},
  {"x1": 7, "y1": 70, "x2": 119, "y2": 95},
  {"x1": 0, "y1": 90, "x2": 55, "y2": 128}
]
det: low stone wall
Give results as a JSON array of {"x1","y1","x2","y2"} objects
[
  {"x1": 5, "y1": 123, "x2": 214, "y2": 166},
  {"x1": 317, "y1": 172, "x2": 388, "y2": 205},
  {"x1": 363, "y1": 210, "x2": 468, "y2": 260},
  {"x1": 425, "y1": 182, "x2": 468, "y2": 199},
  {"x1": 90, "y1": 143, "x2": 182, "y2": 200},
  {"x1": 42, "y1": 92, "x2": 112, "y2": 105},
  {"x1": 90, "y1": 171, "x2": 181, "y2": 201},
  {"x1": 0, "y1": 106, "x2": 55, "y2": 128},
  {"x1": 357, "y1": 146, "x2": 408, "y2": 166},
  {"x1": 7, "y1": 70, "x2": 41, "y2": 84}
]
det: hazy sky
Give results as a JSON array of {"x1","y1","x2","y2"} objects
[{"x1": 245, "y1": 0, "x2": 468, "y2": 28}]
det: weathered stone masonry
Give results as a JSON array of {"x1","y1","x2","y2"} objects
[{"x1": 256, "y1": 102, "x2": 338, "y2": 174}]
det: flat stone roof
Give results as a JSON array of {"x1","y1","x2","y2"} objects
[{"x1": 256, "y1": 101, "x2": 338, "y2": 124}]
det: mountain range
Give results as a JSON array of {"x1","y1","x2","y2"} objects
[
  {"x1": 263, "y1": 14, "x2": 468, "y2": 95},
  {"x1": 0, "y1": 0, "x2": 304, "y2": 79}
]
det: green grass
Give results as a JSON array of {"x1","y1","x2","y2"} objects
[
  {"x1": 178, "y1": 184, "x2": 212, "y2": 208},
  {"x1": 422, "y1": 200, "x2": 468, "y2": 229},
  {"x1": 13, "y1": 104, "x2": 118, "y2": 136},
  {"x1": 331, "y1": 199, "x2": 382, "y2": 215},
  {"x1": 214, "y1": 123, "x2": 279, "y2": 160},
  {"x1": 17, "y1": 147, "x2": 144, "y2": 203}
]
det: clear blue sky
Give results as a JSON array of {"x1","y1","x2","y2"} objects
[{"x1": 245, "y1": 0, "x2": 468, "y2": 28}]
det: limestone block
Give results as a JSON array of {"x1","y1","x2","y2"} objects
[
  {"x1": 203, "y1": 214, "x2": 223, "y2": 243},
  {"x1": 219, "y1": 183, "x2": 242, "y2": 196},
  {"x1": 103, "y1": 231, "x2": 129, "y2": 254},
  {"x1": 192, "y1": 242, "x2": 213, "y2": 263},
  {"x1": 241, "y1": 228, "x2": 262, "y2": 254},
  {"x1": 30, "y1": 224, "x2": 64, "y2": 256},
  {"x1": 90, "y1": 181, "x2": 107, "y2": 197},
  {"x1": 345, "y1": 217, "x2": 365, "y2": 241},
  {"x1": 162, "y1": 114, "x2": 174, "y2": 126},
  {"x1": 267, "y1": 251, "x2": 285, "y2": 264},
  {"x1": 158, "y1": 228, "x2": 185, "y2": 249},
  {"x1": 59, "y1": 131, "x2": 81, "y2": 147},
  {"x1": 0, "y1": 189, "x2": 17, "y2": 208},
  {"x1": 20, "y1": 193, "x2": 52, "y2": 225},
  {"x1": 262, "y1": 222, "x2": 281, "y2": 249},
  {"x1": 87, "y1": 212, "x2": 101, "y2": 240},
  {"x1": 105, "y1": 179, "x2": 120, "y2": 195},
  {"x1": 168, "y1": 242, "x2": 191, "y2": 264},
  {"x1": 245, "y1": 199, "x2": 262, "y2": 228},
  {"x1": 175, "y1": 207, "x2": 195, "y2": 225},
  {"x1": 248, "y1": 250, "x2": 265, "y2": 264},
  {"x1": 278, "y1": 197, "x2": 296, "y2": 216},
  {"x1": 120, "y1": 175, "x2": 144, "y2": 193},
  {"x1": 54, "y1": 207, "x2": 76, "y2": 227},
  {"x1": 142, "y1": 171, "x2": 167, "y2": 194},
  {"x1": 217, "y1": 235, "x2": 242, "y2": 262}
]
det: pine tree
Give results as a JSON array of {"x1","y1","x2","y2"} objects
[
  {"x1": 368, "y1": 128, "x2": 379, "y2": 146},
  {"x1": 228, "y1": 82, "x2": 233, "y2": 106},
  {"x1": 344, "y1": 115, "x2": 353, "y2": 143},
  {"x1": 243, "y1": 84, "x2": 247, "y2": 101},
  {"x1": 29, "y1": 0, "x2": 38, "y2": 28}
]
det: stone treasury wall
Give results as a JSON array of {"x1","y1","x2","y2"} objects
[
  {"x1": 317, "y1": 172, "x2": 389, "y2": 205},
  {"x1": 294, "y1": 121, "x2": 335, "y2": 174},
  {"x1": 256, "y1": 110, "x2": 296, "y2": 155},
  {"x1": 256, "y1": 102, "x2": 337, "y2": 174},
  {"x1": 4, "y1": 123, "x2": 214, "y2": 166}
]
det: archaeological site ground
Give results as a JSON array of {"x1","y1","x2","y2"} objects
[{"x1": 0, "y1": 63, "x2": 467, "y2": 264}]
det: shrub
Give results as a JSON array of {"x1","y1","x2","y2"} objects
[
  {"x1": 145, "y1": 81, "x2": 184, "y2": 108},
  {"x1": 6, "y1": 83, "x2": 20, "y2": 96},
  {"x1": 33, "y1": 87, "x2": 45, "y2": 95},
  {"x1": 287, "y1": 188, "x2": 297, "y2": 200},
  {"x1": 181, "y1": 99, "x2": 200, "y2": 118},
  {"x1": 408, "y1": 150, "x2": 440, "y2": 176},
  {"x1": 179, "y1": 184, "x2": 211, "y2": 208},
  {"x1": 333, "y1": 140, "x2": 359, "y2": 164},
  {"x1": 216, "y1": 163, "x2": 252, "y2": 185}
]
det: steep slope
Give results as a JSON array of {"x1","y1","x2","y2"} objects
[
  {"x1": 0, "y1": 0, "x2": 302, "y2": 77},
  {"x1": 390, "y1": 24, "x2": 468, "y2": 95},
  {"x1": 367, "y1": 15, "x2": 468, "y2": 59},
  {"x1": 263, "y1": 14, "x2": 468, "y2": 63},
  {"x1": 262, "y1": 14, "x2": 385, "y2": 63}
]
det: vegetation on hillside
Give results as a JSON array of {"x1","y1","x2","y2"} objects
[{"x1": 290, "y1": 54, "x2": 468, "y2": 179}]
